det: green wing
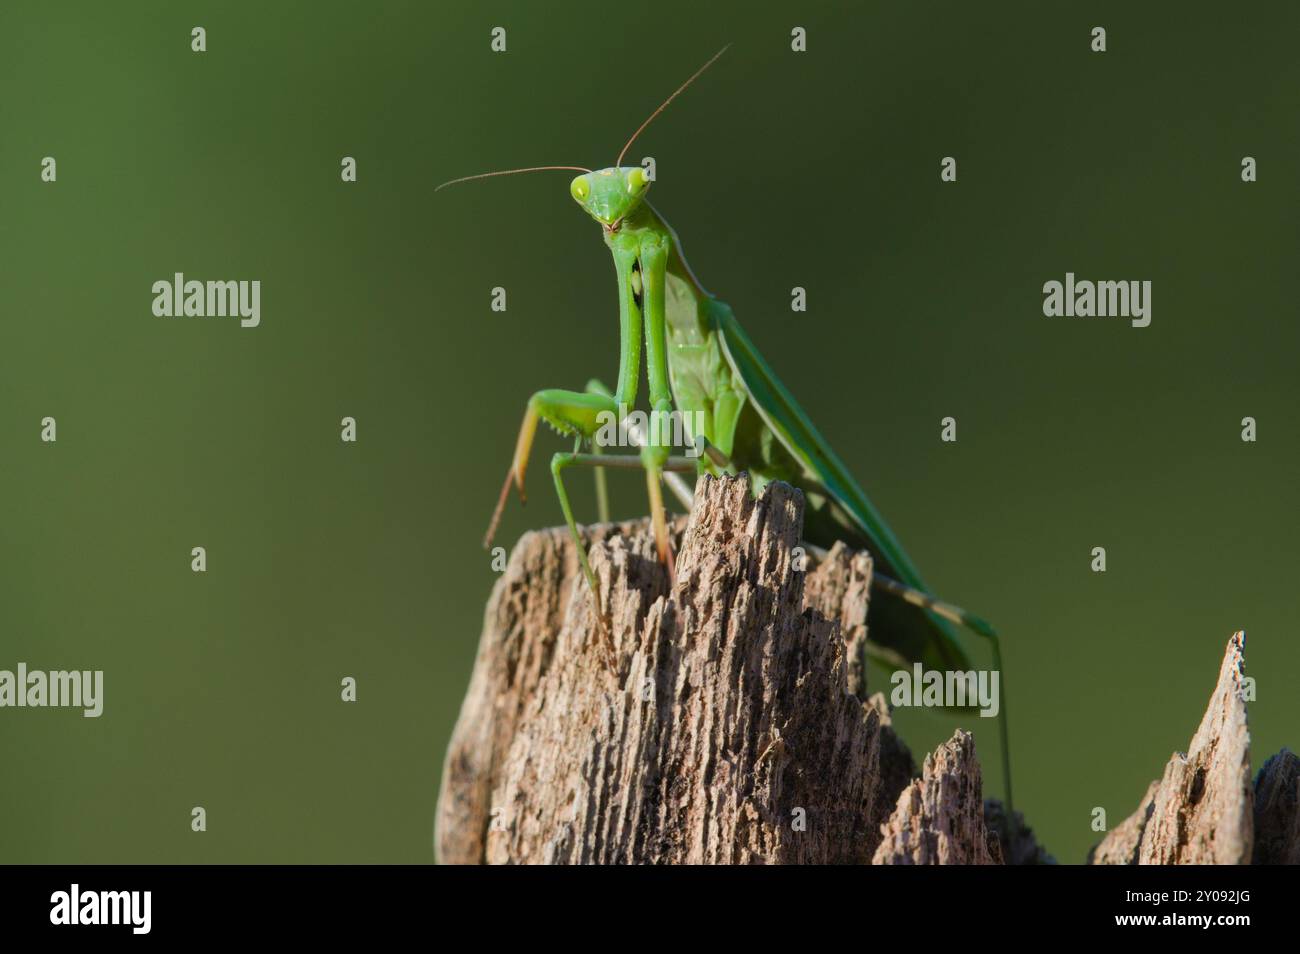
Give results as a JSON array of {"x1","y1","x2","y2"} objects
[{"x1": 707, "y1": 298, "x2": 972, "y2": 673}]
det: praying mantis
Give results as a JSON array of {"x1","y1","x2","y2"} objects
[{"x1": 439, "y1": 46, "x2": 1013, "y2": 809}]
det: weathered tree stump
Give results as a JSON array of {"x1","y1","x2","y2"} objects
[
  {"x1": 1253, "y1": 749, "x2": 1300, "y2": 865},
  {"x1": 873, "y1": 730, "x2": 1002, "y2": 865},
  {"x1": 1089, "y1": 632, "x2": 1300, "y2": 865},
  {"x1": 436, "y1": 474, "x2": 1026, "y2": 864}
]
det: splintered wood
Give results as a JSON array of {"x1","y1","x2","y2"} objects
[
  {"x1": 436, "y1": 475, "x2": 922, "y2": 864},
  {"x1": 1090, "y1": 632, "x2": 1300, "y2": 865},
  {"x1": 437, "y1": 474, "x2": 1289, "y2": 865},
  {"x1": 873, "y1": 730, "x2": 1002, "y2": 865}
]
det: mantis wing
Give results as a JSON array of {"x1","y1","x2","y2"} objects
[{"x1": 707, "y1": 299, "x2": 973, "y2": 673}]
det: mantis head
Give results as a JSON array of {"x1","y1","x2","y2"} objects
[
  {"x1": 570, "y1": 167, "x2": 650, "y2": 229},
  {"x1": 434, "y1": 45, "x2": 727, "y2": 217}
]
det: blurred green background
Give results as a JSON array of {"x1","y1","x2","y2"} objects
[{"x1": 1, "y1": 0, "x2": 1296, "y2": 863}]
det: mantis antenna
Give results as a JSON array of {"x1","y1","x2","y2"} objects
[
  {"x1": 434, "y1": 165, "x2": 593, "y2": 192},
  {"x1": 615, "y1": 44, "x2": 731, "y2": 167},
  {"x1": 437, "y1": 43, "x2": 731, "y2": 189}
]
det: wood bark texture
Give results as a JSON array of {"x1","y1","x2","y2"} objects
[
  {"x1": 436, "y1": 474, "x2": 1021, "y2": 864},
  {"x1": 872, "y1": 730, "x2": 1002, "y2": 865},
  {"x1": 439, "y1": 473, "x2": 1290, "y2": 865},
  {"x1": 1090, "y1": 632, "x2": 1299, "y2": 865}
]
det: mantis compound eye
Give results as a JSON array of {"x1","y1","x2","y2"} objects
[
  {"x1": 570, "y1": 177, "x2": 590, "y2": 202},
  {"x1": 626, "y1": 167, "x2": 648, "y2": 193}
]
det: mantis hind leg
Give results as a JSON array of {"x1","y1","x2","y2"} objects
[{"x1": 552, "y1": 449, "x2": 697, "y2": 671}]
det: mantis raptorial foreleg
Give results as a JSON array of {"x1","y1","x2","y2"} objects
[
  {"x1": 480, "y1": 386, "x2": 625, "y2": 671},
  {"x1": 634, "y1": 230, "x2": 683, "y2": 572},
  {"x1": 482, "y1": 226, "x2": 684, "y2": 670},
  {"x1": 587, "y1": 375, "x2": 695, "y2": 578},
  {"x1": 483, "y1": 387, "x2": 618, "y2": 551}
]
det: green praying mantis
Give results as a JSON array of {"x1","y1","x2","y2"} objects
[{"x1": 439, "y1": 46, "x2": 1013, "y2": 809}]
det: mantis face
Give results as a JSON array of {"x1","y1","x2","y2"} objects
[{"x1": 570, "y1": 167, "x2": 650, "y2": 229}]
